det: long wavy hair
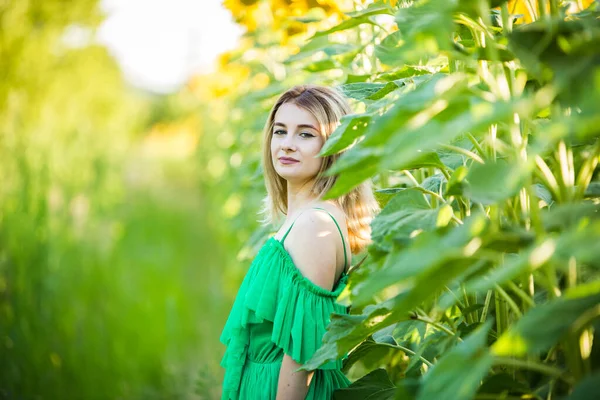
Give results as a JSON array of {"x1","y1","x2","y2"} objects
[{"x1": 259, "y1": 84, "x2": 380, "y2": 255}]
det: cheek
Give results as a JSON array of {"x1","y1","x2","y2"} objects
[
  {"x1": 308, "y1": 145, "x2": 325, "y2": 170},
  {"x1": 270, "y1": 139, "x2": 277, "y2": 155},
  {"x1": 309, "y1": 141, "x2": 324, "y2": 158}
]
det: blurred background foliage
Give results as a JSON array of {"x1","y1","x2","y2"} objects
[
  {"x1": 1, "y1": 0, "x2": 229, "y2": 398},
  {"x1": 2, "y1": 0, "x2": 600, "y2": 399}
]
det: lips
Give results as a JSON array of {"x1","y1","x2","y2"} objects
[{"x1": 279, "y1": 157, "x2": 299, "y2": 165}]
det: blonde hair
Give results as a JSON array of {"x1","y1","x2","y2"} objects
[{"x1": 259, "y1": 84, "x2": 380, "y2": 255}]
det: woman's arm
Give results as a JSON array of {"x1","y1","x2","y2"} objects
[{"x1": 276, "y1": 355, "x2": 315, "y2": 400}]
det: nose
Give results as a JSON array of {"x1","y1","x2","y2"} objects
[{"x1": 281, "y1": 133, "x2": 296, "y2": 151}]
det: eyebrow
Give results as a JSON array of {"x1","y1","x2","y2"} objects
[{"x1": 273, "y1": 122, "x2": 319, "y2": 131}]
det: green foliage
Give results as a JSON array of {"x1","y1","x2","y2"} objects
[
  {"x1": 418, "y1": 322, "x2": 493, "y2": 400},
  {"x1": 333, "y1": 368, "x2": 397, "y2": 399},
  {"x1": 205, "y1": 0, "x2": 600, "y2": 398}
]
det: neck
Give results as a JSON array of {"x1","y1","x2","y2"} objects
[{"x1": 285, "y1": 179, "x2": 321, "y2": 219}]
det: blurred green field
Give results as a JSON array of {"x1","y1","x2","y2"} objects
[
  {"x1": 1, "y1": 176, "x2": 230, "y2": 399},
  {"x1": 0, "y1": 1, "x2": 239, "y2": 398}
]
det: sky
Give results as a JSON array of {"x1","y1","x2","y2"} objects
[{"x1": 98, "y1": 0, "x2": 244, "y2": 93}]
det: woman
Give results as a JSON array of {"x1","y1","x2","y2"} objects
[{"x1": 219, "y1": 85, "x2": 379, "y2": 399}]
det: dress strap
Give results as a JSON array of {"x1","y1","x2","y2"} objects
[
  {"x1": 280, "y1": 209, "x2": 308, "y2": 244},
  {"x1": 280, "y1": 207, "x2": 348, "y2": 270}
]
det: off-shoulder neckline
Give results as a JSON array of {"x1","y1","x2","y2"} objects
[{"x1": 267, "y1": 237, "x2": 348, "y2": 297}]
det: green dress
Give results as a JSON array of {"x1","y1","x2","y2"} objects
[{"x1": 219, "y1": 207, "x2": 352, "y2": 399}]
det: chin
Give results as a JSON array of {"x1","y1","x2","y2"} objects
[{"x1": 279, "y1": 172, "x2": 318, "y2": 184}]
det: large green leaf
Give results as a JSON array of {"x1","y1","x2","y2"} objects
[
  {"x1": 446, "y1": 165, "x2": 468, "y2": 195},
  {"x1": 382, "y1": 96, "x2": 521, "y2": 172},
  {"x1": 285, "y1": 36, "x2": 360, "y2": 64},
  {"x1": 553, "y1": 220, "x2": 600, "y2": 269},
  {"x1": 333, "y1": 368, "x2": 397, "y2": 400},
  {"x1": 355, "y1": 214, "x2": 489, "y2": 306},
  {"x1": 395, "y1": 0, "x2": 455, "y2": 42},
  {"x1": 341, "y1": 82, "x2": 389, "y2": 100},
  {"x1": 341, "y1": 335, "x2": 400, "y2": 374},
  {"x1": 542, "y1": 203, "x2": 600, "y2": 231},
  {"x1": 564, "y1": 371, "x2": 600, "y2": 400},
  {"x1": 420, "y1": 173, "x2": 446, "y2": 193},
  {"x1": 584, "y1": 181, "x2": 600, "y2": 198},
  {"x1": 508, "y1": 17, "x2": 600, "y2": 108},
  {"x1": 311, "y1": 15, "x2": 379, "y2": 38},
  {"x1": 465, "y1": 159, "x2": 532, "y2": 204},
  {"x1": 301, "y1": 307, "x2": 394, "y2": 370},
  {"x1": 320, "y1": 113, "x2": 372, "y2": 156},
  {"x1": 370, "y1": 73, "x2": 451, "y2": 117},
  {"x1": 375, "y1": 65, "x2": 439, "y2": 82},
  {"x1": 285, "y1": 36, "x2": 330, "y2": 63},
  {"x1": 374, "y1": 30, "x2": 405, "y2": 66},
  {"x1": 327, "y1": 144, "x2": 383, "y2": 176},
  {"x1": 402, "y1": 152, "x2": 447, "y2": 171},
  {"x1": 338, "y1": 73, "x2": 502, "y2": 175},
  {"x1": 342, "y1": 79, "x2": 411, "y2": 102},
  {"x1": 345, "y1": 2, "x2": 395, "y2": 18},
  {"x1": 476, "y1": 373, "x2": 532, "y2": 398},
  {"x1": 493, "y1": 284, "x2": 600, "y2": 357},
  {"x1": 437, "y1": 144, "x2": 468, "y2": 170},
  {"x1": 303, "y1": 59, "x2": 339, "y2": 72},
  {"x1": 323, "y1": 152, "x2": 381, "y2": 199},
  {"x1": 370, "y1": 188, "x2": 450, "y2": 251},
  {"x1": 366, "y1": 80, "x2": 406, "y2": 101},
  {"x1": 417, "y1": 322, "x2": 493, "y2": 400},
  {"x1": 464, "y1": 238, "x2": 556, "y2": 293},
  {"x1": 373, "y1": 0, "x2": 455, "y2": 65},
  {"x1": 332, "y1": 75, "x2": 447, "y2": 170},
  {"x1": 323, "y1": 74, "x2": 461, "y2": 188}
]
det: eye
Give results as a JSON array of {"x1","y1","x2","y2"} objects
[
  {"x1": 300, "y1": 132, "x2": 315, "y2": 138},
  {"x1": 273, "y1": 129, "x2": 286, "y2": 135}
]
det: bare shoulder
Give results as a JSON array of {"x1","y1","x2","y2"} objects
[
  {"x1": 291, "y1": 203, "x2": 347, "y2": 244},
  {"x1": 284, "y1": 208, "x2": 340, "y2": 291},
  {"x1": 312, "y1": 201, "x2": 348, "y2": 226}
]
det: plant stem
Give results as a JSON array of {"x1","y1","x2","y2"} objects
[
  {"x1": 439, "y1": 166, "x2": 452, "y2": 181},
  {"x1": 413, "y1": 315, "x2": 461, "y2": 340},
  {"x1": 534, "y1": 155, "x2": 562, "y2": 203},
  {"x1": 505, "y1": 280, "x2": 534, "y2": 310},
  {"x1": 493, "y1": 357, "x2": 573, "y2": 384},
  {"x1": 402, "y1": 170, "x2": 420, "y2": 187},
  {"x1": 535, "y1": 0, "x2": 545, "y2": 20},
  {"x1": 462, "y1": 284, "x2": 473, "y2": 324},
  {"x1": 445, "y1": 285, "x2": 465, "y2": 308},
  {"x1": 567, "y1": 257, "x2": 577, "y2": 289},
  {"x1": 500, "y1": 2, "x2": 512, "y2": 34},
  {"x1": 549, "y1": 0, "x2": 559, "y2": 17},
  {"x1": 495, "y1": 290, "x2": 506, "y2": 336},
  {"x1": 574, "y1": 139, "x2": 600, "y2": 199},
  {"x1": 417, "y1": 188, "x2": 445, "y2": 203},
  {"x1": 393, "y1": 344, "x2": 434, "y2": 367},
  {"x1": 440, "y1": 143, "x2": 484, "y2": 164},
  {"x1": 525, "y1": 184, "x2": 544, "y2": 236},
  {"x1": 370, "y1": 22, "x2": 378, "y2": 74},
  {"x1": 495, "y1": 284, "x2": 522, "y2": 317},
  {"x1": 557, "y1": 140, "x2": 574, "y2": 202},
  {"x1": 467, "y1": 133, "x2": 485, "y2": 157},
  {"x1": 480, "y1": 290, "x2": 493, "y2": 322},
  {"x1": 380, "y1": 170, "x2": 389, "y2": 189}
]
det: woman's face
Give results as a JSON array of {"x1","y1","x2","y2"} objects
[{"x1": 271, "y1": 102, "x2": 325, "y2": 184}]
